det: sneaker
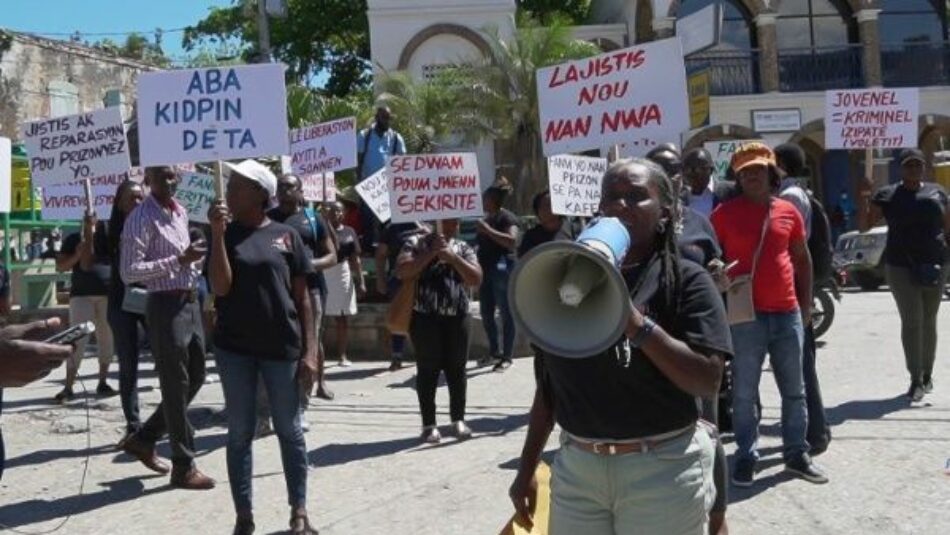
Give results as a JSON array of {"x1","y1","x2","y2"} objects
[
  {"x1": 731, "y1": 459, "x2": 755, "y2": 488},
  {"x1": 338, "y1": 356, "x2": 352, "y2": 368},
  {"x1": 96, "y1": 382, "x2": 119, "y2": 397},
  {"x1": 451, "y1": 420, "x2": 472, "y2": 440},
  {"x1": 908, "y1": 382, "x2": 925, "y2": 402},
  {"x1": 388, "y1": 360, "x2": 403, "y2": 372},
  {"x1": 785, "y1": 454, "x2": 828, "y2": 484},
  {"x1": 476, "y1": 355, "x2": 495, "y2": 368},
  {"x1": 922, "y1": 375, "x2": 933, "y2": 394},
  {"x1": 492, "y1": 359, "x2": 513, "y2": 373},
  {"x1": 421, "y1": 426, "x2": 441, "y2": 444},
  {"x1": 54, "y1": 387, "x2": 75, "y2": 404}
]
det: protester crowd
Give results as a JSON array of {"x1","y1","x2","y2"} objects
[{"x1": 0, "y1": 107, "x2": 947, "y2": 535}]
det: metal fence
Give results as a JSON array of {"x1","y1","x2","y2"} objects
[
  {"x1": 881, "y1": 41, "x2": 950, "y2": 88},
  {"x1": 686, "y1": 49, "x2": 761, "y2": 96},
  {"x1": 778, "y1": 45, "x2": 864, "y2": 92}
]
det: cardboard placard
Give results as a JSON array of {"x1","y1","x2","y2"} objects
[
  {"x1": 0, "y1": 137, "x2": 10, "y2": 213},
  {"x1": 40, "y1": 171, "x2": 134, "y2": 220},
  {"x1": 302, "y1": 173, "x2": 336, "y2": 203},
  {"x1": 21, "y1": 107, "x2": 131, "y2": 187},
  {"x1": 174, "y1": 172, "x2": 216, "y2": 224},
  {"x1": 289, "y1": 117, "x2": 357, "y2": 176},
  {"x1": 387, "y1": 153, "x2": 482, "y2": 223},
  {"x1": 536, "y1": 38, "x2": 690, "y2": 157},
  {"x1": 136, "y1": 64, "x2": 289, "y2": 165},
  {"x1": 547, "y1": 154, "x2": 607, "y2": 217},
  {"x1": 355, "y1": 168, "x2": 391, "y2": 223},
  {"x1": 703, "y1": 139, "x2": 763, "y2": 182},
  {"x1": 825, "y1": 88, "x2": 918, "y2": 150}
]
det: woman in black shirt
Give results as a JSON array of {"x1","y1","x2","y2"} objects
[
  {"x1": 517, "y1": 190, "x2": 575, "y2": 258},
  {"x1": 858, "y1": 148, "x2": 950, "y2": 401},
  {"x1": 509, "y1": 159, "x2": 731, "y2": 535},
  {"x1": 208, "y1": 161, "x2": 318, "y2": 535},
  {"x1": 396, "y1": 219, "x2": 482, "y2": 443}
]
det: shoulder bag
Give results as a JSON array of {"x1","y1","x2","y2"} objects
[{"x1": 726, "y1": 202, "x2": 771, "y2": 325}]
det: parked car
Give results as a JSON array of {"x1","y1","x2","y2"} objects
[{"x1": 834, "y1": 225, "x2": 887, "y2": 291}]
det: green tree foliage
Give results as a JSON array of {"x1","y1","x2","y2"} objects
[
  {"x1": 517, "y1": 0, "x2": 591, "y2": 24},
  {"x1": 183, "y1": 0, "x2": 370, "y2": 95},
  {"x1": 92, "y1": 32, "x2": 170, "y2": 67}
]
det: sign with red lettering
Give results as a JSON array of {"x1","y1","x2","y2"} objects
[
  {"x1": 302, "y1": 173, "x2": 336, "y2": 203},
  {"x1": 825, "y1": 88, "x2": 918, "y2": 149},
  {"x1": 536, "y1": 38, "x2": 689, "y2": 157},
  {"x1": 40, "y1": 170, "x2": 133, "y2": 220},
  {"x1": 289, "y1": 117, "x2": 357, "y2": 177},
  {"x1": 387, "y1": 153, "x2": 482, "y2": 223}
]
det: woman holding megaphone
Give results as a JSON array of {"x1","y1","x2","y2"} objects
[{"x1": 509, "y1": 158, "x2": 732, "y2": 535}]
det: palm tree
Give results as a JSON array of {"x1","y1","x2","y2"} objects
[{"x1": 453, "y1": 18, "x2": 600, "y2": 210}]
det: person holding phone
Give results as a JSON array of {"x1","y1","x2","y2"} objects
[
  {"x1": 209, "y1": 160, "x2": 319, "y2": 535},
  {"x1": 119, "y1": 166, "x2": 214, "y2": 490}
]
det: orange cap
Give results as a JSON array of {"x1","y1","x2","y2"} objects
[{"x1": 731, "y1": 142, "x2": 775, "y2": 173}]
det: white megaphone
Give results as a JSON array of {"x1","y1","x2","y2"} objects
[{"x1": 509, "y1": 217, "x2": 632, "y2": 359}]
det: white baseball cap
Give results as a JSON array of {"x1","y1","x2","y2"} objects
[{"x1": 223, "y1": 160, "x2": 277, "y2": 198}]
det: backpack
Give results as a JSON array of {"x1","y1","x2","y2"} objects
[{"x1": 806, "y1": 192, "x2": 834, "y2": 284}]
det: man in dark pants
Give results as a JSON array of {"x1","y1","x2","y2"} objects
[{"x1": 119, "y1": 166, "x2": 215, "y2": 490}]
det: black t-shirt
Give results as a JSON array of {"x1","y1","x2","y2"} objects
[
  {"x1": 405, "y1": 235, "x2": 478, "y2": 317},
  {"x1": 873, "y1": 182, "x2": 949, "y2": 267},
  {"x1": 536, "y1": 258, "x2": 732, "y2": 440},
  {"x1": 60, "y1": 223, "x2": 111, "y2": 297},
  {"x1": 517, "y1": 220, "x2": 575, "y2": 258},
  {"x1": 268, "y1": 207, "x2": 326, "y2": 294},
  {"x1": 678, "y1": 208, "x2": 723, "y2": 266},
  {"x1": 476, "y1": 208, "x2": 519, "y2": 268},
  {"x1": 214, "y1": 221, "x2": 311, "y2": 360}
]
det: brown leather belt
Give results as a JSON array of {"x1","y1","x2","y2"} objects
[{"x1": 567, "y1": 425, "x2": 694, "y2": 456}]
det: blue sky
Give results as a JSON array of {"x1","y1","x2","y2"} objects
[{"x1": 3, "y1": 0, "x2": 234, "y2": 61}]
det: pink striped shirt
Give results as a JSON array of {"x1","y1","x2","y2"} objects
[{"x1": 120, "y1": 195, "x2": 199, "y2": 292}]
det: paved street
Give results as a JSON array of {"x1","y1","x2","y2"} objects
[{"x1": 1, "y1": 290, "x2": 948, "y2": 535}]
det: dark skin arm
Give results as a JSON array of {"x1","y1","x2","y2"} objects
[
  {"x1": 476, "y1": 220, "x2": 518, "y2": 251},
  {"x1": 395, "y1": 239, "x2": 440, "y2": 281},
  {"x1": 292, "y1": 274, "x2": 318, "y2": 392},
  {"x1": 349, "y1": 239, "x2": 366, "y2": 297},
  {"x1": 509, "y1": 388, "x2": 555, "y2": 529},
  {"x1": 312, "y1": 216, "x2": 338, "y2": 272},
  {"x1": 77, "y1": 215, "x2": 97, "y2": 271},
  {"x1": 208, "y1": 202, "x2": 232, "y2": 297},
  {"x1": 375, "y1": 242, "x2": 389, "y2": 294},
  {"x1": 790, "y1": 239, "x2": 813, "y2": 326},
  {"x1": 437, "y1": 240, "x2": 482, "y2": 286},
  {"x1": 626, "y1": 306, "x2": 724, "y2": 399}
]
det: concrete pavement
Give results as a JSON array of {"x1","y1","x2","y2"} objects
[{"x1": 1, "y1": 290, "x2": 948, "y2": 534}]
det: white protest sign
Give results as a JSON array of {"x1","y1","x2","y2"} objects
[
  {"x1": 0, "y1": 137, "x2": 10, "y2": 213},
  {"x1": 355, "y1": 168, "x2": 391, "y2": 223},
  {"x1": 547, "y1": 154, "x2": 607, "y2": 217},
  {"x1": 825, "y1": 88, "x2": 918, "y2": 149},
  {"x1": 387, "y1": 153, "x2": 482, "y2": 224},
  {"x1": 536, "y1": 38, "x2": 690, "y2": 157},
  {"x1": 20, "y1": 107, "x2": 131, "y2": 187},
  {"x1": 40, "y1": 171, "x2": 133, "y2": 220},
  {"x1": 174, "y1": 172, "x2": 216, "y2": 224},
  {"x1": 703, "y1": 139, "x2": 763, "y2": 182},
  {"x1": 136, "y1": 63, "x2": 289, "y2": 165},
  {"x1": 289, "y1": 117, "x2": 357, "y2": 176},
  {"x1": 302, "y1": 173, "x2": 336, "y2": 203}
]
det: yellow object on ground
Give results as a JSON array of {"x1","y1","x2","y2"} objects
[{"x1": 499, "y1": 462, "x2": 551, "y2": 535}]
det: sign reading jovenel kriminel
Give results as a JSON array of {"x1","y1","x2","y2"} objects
[
  {"x1": 21, "y1": 107, "x2": 131, "y2": 187},
  {"x1": 289, "y1": 117, "x2": 357, "y2": 176},
  {"x1": 825, "y1": 88, "x2": 919, "y2": 150},
  {"x1": 136, "y1": 64, "x2": 289, "y2": 165},
  {"x1": 536, "y1": 38, "x2": 690, "y2": 157},
  {"x1": 547, "y1": 154, "x2": 607, "y2": 217},
  {"x1": 387, "y1": 153, "x2": 482, "y2": 223}
]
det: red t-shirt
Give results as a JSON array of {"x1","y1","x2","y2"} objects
[{"x1": 710, "y1": 196, "x2": 806, "y2": 313}]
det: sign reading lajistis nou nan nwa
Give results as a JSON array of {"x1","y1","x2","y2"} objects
[
  {"x1": 356, "y1": 168, "x2": 391, "y2": 223},
  {"x1": 174, "y1": 172, "x2": 216, "y2": 224},
  {"x1": 825, "y1": 88, "x2": 919, "y2": 149},
  {"x1": 41, "y1": 171, "x2": 133, "y2": 220},
  {"x1": 136, "y1": 64, "x2": 289, "y2": 165},
  {"x1": 547, "y1": 154, "x2": 607, "y2": 217},
  {"x1": 536, "y1": 38, "x2": 690, "y2": 157},
  {"x1": 21, "y1": 107, "x2": 131, "y2": 187},
  {"x1": 289, "y1": 117, "x2": 357, "y2": 176},
  {"x1": 387, "y1": 153, "x2": 482, "y2": 224}
]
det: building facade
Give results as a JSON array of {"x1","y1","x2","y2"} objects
[
  {"x1": 0, "y1": 31, "x2": 152, "y2": 141},
  {"x1": 367, "y1": 0, "x2": 949, "y2": 204}
]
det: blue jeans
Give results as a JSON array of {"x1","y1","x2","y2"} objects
[
  {"x1": 216, "y1": 348, "x2": 308, "y2": 512},
  {"x1": 107, "y1": 290, "x2": 147, "y2": 432},
  {"x1": 479, "y1": 261, "x2": 515, "y2": 359},
  {"x1": 731, "y1": 310, "x2": 808, "y2": 463}
]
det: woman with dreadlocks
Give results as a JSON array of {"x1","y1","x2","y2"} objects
[{"x1": 509, "y1": 159, "x2": 732, "y2": 534}]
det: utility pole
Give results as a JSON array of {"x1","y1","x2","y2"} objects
[{"x1": 257, "y1": 0, "x2": 272, "y2": 63}]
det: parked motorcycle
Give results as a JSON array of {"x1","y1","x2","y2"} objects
[{"x1": 812, "y1": 270, "x2": 844, "y2": 340}]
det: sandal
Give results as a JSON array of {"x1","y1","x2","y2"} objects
[{"x1": 290, "y1": 514, "x2": 319, "y2": 535}]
